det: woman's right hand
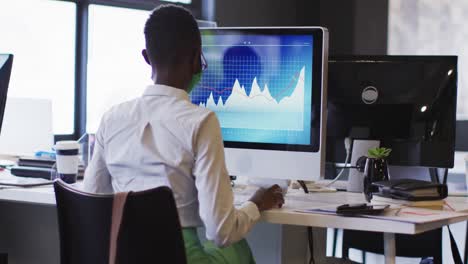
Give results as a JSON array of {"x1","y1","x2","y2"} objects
[{"x1": 249, "y1": 184, "x2": 285, "y2": 211}]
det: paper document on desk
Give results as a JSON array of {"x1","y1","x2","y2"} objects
[
  {"x1": 297, "y1": 206, "x2": 468, "y2": 224},
  {"x1": 366, "y1": 207, "x2": 468, "y2": 224}
]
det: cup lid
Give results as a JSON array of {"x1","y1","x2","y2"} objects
[{"x1": 55, "y1": 140, "x2": 80, "y2": 150}]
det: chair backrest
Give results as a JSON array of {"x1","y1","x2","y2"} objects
[{"x1": 54, "y1": 180, "x2": 187, "y2": 264}]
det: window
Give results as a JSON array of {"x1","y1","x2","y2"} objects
[
  {"x1": 87, "y1": 5, "x2": 151, "y2": 133},
  {"x1": 388, "y1": 0, "x2": 468, "y2": 120},
  {"x1": 0, "y1": 0, "x2": 76, "y2": 134},
  {"x1": 1, "y1": 0, "x2": 202, "y2": 137}
]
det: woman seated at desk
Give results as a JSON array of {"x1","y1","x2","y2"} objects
[{"x1": 83, "y1": 4, "x2": 284, "y2": 264}]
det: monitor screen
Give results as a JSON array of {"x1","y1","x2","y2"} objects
[
  {"x1": 0, "y1": 54, "x2": 13, "y2": 134},
  {"x1": 326, "y1": 56, "x2": 457, "y2": 168},
  {"x1": 191, "y1": 28, "x2": 323, "y2": 151}
]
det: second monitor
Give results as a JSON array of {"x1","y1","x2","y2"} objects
[
  {"x1": 0, "y1": 54, "x2": 13, "y2": 134},
  {"x1": 326, "y1": 56, "x2": 458, "y2": 172},
  {"x1": 191, "y1": 27, "x2": 329, "y2": 181}
]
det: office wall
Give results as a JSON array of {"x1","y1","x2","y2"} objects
[
  {"x1": 214, "y1": 0, "x2": 389, "y2": 55},
  {"x1": 388, "y1": 0, "x2": 468, "y2": 121},
  {"x1": 351, "y1": 0, "x2": 389, "y2": 55},
  {"x1": 214, "y1": 0, "x2": 319, "y2": 27}
]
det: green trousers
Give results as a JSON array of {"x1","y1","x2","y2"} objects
[{"x1": 182, "y1": 228, "x2": 256, "y2": 264}]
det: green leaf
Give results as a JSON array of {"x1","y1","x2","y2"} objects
[{"x1": 367, "y1": 147, "x2": 392, "y2": 159}]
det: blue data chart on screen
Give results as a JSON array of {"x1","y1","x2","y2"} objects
[{"x1": 190, "y1": 34, "x2": 313, "y2": 145}]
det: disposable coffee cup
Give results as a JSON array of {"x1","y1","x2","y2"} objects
[{"x1": 55, "y1": 141, "x2": 80, "y2": 184}]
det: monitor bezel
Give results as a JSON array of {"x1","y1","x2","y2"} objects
[
  {"x1": 198, "y1": 27, "x2": 326, "y2": 153},
  {"x1": 0, "y1": 54, "x2": 13, "y2": 135}
]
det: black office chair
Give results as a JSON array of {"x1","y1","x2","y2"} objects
[
  {"x1": 341, "y1": 229, "x2": 442, "y2": 264},
  {"x1": 54, "y1": 180, "x2": 187, "y2": 264}
]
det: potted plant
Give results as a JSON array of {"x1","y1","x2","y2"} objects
[{"x1": 363, "y1": 147, "x2": 391, "y2": 202}]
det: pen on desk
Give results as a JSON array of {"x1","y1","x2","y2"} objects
[
  {"x1": 444, "y1": 201, "x2": 455, "y2": 212},
  {"x1": 394, "y1": 207, "x2": 402, "y2": 216},
  {"x1": 297, "y1": 180, "x2": 309, "y2": 194}
]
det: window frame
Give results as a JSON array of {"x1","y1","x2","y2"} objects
[
  {"x1": 53, "y1": 0, "x2": 203, "y2": 142},
  {"x1": 53, "y1": 0, "x2": 468, "y2": 151}
]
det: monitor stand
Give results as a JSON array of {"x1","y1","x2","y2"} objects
[{"x1": 346, "y1": 139, "x2": 380, "y2": 192}]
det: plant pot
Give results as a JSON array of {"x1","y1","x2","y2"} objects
[{"x1": 363, "y1": 157, "x2": 390, "y2": 202}]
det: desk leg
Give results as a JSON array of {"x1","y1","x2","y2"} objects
[{"x1": 384, "y1": 233, "x2": 396, "y2": 264}]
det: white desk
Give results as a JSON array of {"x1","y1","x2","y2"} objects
[
  {"x1": 264, "y1": 191, "x2": 468, "y2": 234},
  {"x1": 243, "y1": 190, "x2": 468, "y2": 264},
  {"x1": 1, "y1": 185, "x2": 468, "y2": 264},
  {"x1": 0, "y1": 186, "x2": 55, "y2": 205}
]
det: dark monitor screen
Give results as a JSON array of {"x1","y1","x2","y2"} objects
[
  {"x1": 327, "y1": 56, "x2": 457, "y2": 168},
  {"x1": 0, "y1": 54, "x2": 13, "y2": 134}
]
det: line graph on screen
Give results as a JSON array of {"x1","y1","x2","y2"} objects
[{"x1": 195, "y1": 65, "x2": 306, "y2": 131}]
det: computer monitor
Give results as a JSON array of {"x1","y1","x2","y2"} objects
[
  {"x1": 326, "y1": 56, "x2": 457, "y2": 171},
  {"x1": 191, "y1": 27, "x2": 329, "y2": 180},
  {"x1": 0, "y1": 54, "x2": 13, "y2": 134}
]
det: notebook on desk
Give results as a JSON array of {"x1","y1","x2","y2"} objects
[{"x1": 0, "y1": 170, "x2": 52, "y2": 187}]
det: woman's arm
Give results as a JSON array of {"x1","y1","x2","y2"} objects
[{"x1": 192, "y1": 112, "x2": 283, "y2": 247}]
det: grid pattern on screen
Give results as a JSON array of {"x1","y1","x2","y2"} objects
[
  {"x1": 191, "y1": 52, "x2": 310, "y2": 143},
  {"x1": 194, "y1": 56, "x2": 306, "y2": 106}
]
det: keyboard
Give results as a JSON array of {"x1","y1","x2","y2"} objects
[{"x1": 314, "y1": 180, "x2": 348, "y2": 190}]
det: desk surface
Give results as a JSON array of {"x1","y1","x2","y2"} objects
[
  {"x1": 1, "y1": 183, "x2": 468, "y2": 236},
  {"x1": 262, "y1": 191, "x2": 468, "y2": 235},
  {"x1": 0, "y1": 185, "x2": 56, "y2": 205}
]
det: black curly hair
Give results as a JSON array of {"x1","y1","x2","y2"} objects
[{"x1": 144, "y1": 4, "x2": 201, "y2": 68}]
